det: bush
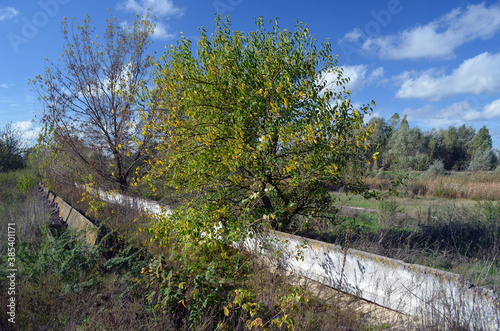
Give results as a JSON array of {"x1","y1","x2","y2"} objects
[
  {"x1": 426, "y1": 159, "x2": 445, "y2": 177},
  {"x1": 16, "y1": 170, "x2": 39, "y2": 193}
]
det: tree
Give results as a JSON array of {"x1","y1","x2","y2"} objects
[
  {"x1": 31, "y1": 14, "x2": 155, "y2": 192},
  {"x1": 468, "y1": 126, "x2": 497, "y2": 171},
  {"x1": 140, "y1": 16, "x2": 378, "y2": 244},
  {"x1": 365, "y1": 117, "x2": 391, "y2": 169},
  {"x1": 0, "y1": 123, "x2": 26, "y2": 172},
  {"x1": 439, "y1": 125, "x2": 475, "y2": 170},
  {"x1": 386, "y1": 115, "x2": 430, "y2": 170}
]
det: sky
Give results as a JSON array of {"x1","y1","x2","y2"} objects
[{"x1": 1, "y1": 0, "x2": 500, "y2": 147}]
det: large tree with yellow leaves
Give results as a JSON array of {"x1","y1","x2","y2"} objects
[{"x1": 140, "y1": 16, "x2": 378, "y2": 244}]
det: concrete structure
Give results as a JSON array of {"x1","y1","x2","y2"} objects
[
  {"x1": 243, "y1": 230, "x2": 500, "y2": 329},
  {"x1": 65, "y1": 208, "x2": 97, "y2": 245},
  {"x1": 54, "y1": 196, "x2": 73, "y2": 222},
  {"x1": 83, "y1": 186, "x2": 167, "y2": 216},
  {"x1": 41, "y1": 185, "x2": 98, "y2": 246}
]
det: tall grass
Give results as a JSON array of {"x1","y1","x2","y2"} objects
[
  {"x1": 1, "y1": 170, "x2": 420, "y2": 330},
  {"x1": 366, "y1": 170, "x2": 500, "y2": 201}
]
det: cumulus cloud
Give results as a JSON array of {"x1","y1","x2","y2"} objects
[
  {"x1": 118, "y1": 0, "x2": 184, "y2": 18},
  {"x1": 12, "y1": 121, "x2": 41, "y2": 141},
  {"x1": 360, "y1": 3, "x2": 500, "y2": 60},
  {"x1": 117, "y1": 0, "x2": 183, "y2": 40},
  {"x1": 404, "y1": 98, "x2": 500, "y2": 128},
  {"x1": 342, "y1": 28, "x2": 362, "y2": 43},
  {"x1": 323, "y1": 65, "x2": 385, "y2": 93},
  {"x1": 152, "y1": 22, "x2": 176, "y2": 39},
  {"x1": 395, "y1": 52, "x2": 500, "y2": 101},
  {"x1": 0, "y1": 6, "x2": 19, "y2": 21}
]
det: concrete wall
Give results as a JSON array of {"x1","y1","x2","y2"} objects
[
  {"x1": 85, "y1": 186, "x2": 167, "y2": 216},
  {"x1": 243, "y1": 230, "x2": 500, "y2": 329},
  {"x1": 65, "y1": 208, "x2": 97, "y2": 245},
  {"x1": 41, "y1": 185, "x2": 98, "y2": 246}
]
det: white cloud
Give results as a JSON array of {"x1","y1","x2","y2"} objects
[
  {"x1": 404, "y1": 98, "x2": 500, "y2": 128},
  {"x1": 0, "y1": 84, "x2": 9, "y2": 88},
  {"x1": 323, "y1": 65, "x2": 385, "y2": 93},
  {"x1": 483, "y1": 99, "x2": 500, "y2": 119},
  {"x1": 0, "y1": 6, "x2": 19, "y2": 21},
  {"x1": 152, "y1": 22, "x2": 175, "y2": 39},
  {"x1": 396, "y1": 52, "x2": 500, "y2": 101},
  {"x1": 361, "y1": 3, "x2": 500, "y2": 60},
  {"x1": 117, "y1": 0, "x2": 182, "y2": 40},
  {"x1": 12, "y1": 121, "x2": 41, "y2": 140},
  {"x1": 363, "y1": 111, "x2": 381, "y2": 124},
  {"x1": 343, "y1": 28, "x2": 362, "y2": 42},
  {"x1": 118, "y1": 0, "x2": 184, "y2": 18}
]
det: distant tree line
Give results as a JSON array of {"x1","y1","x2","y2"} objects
[
  {"x1": 366, "y1": 114, "x2": 498, "y2": 172},
  {"x1": 0, "y1": 123, "x2": 28, "y2": 172}
]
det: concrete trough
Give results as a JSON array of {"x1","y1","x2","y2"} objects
[
  {"x1": 65, "y1": 209, "x2": 97, "y2": 245},
  {"x1": 53, "y1": 196, "x2": 72, "y2": 222},
  {"x1": 244, "y1": 230, "x2": 500, "y2": 330},
  {"x1": 61, "y1": 187, "x2": 500, "y2": 329}
]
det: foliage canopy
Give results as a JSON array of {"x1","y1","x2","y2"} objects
[
  {"x1": 32, "y1": 14, "x2": 155, "y2": 191},
  {"x1": 140, "y1": 16, "x2": 378, "y2": 244}
]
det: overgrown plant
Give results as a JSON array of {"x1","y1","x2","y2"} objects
[{"x1": 139, "y1": 16, "x2": 380, "y2": 248}]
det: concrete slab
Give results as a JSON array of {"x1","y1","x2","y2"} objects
[
  {"x1": 47, "y1": 192, "x2": 55, "y2": 204},
  {"x1": 54, "y1": 196, "x2": 72, "y2": 222},
  {"x1": 66, "y1": 209, "x2": 97, "y2": 245},
  {"x1": 244, "y1": 230, "x2": 500, "y2": 330}
]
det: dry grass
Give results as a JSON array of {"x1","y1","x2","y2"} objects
[
  {"x1": 366, "y1": 170, "x2": 500, "y2": 201},
  {"x1": 2, "y1": 169, "x2": 419, "y2": 330}
]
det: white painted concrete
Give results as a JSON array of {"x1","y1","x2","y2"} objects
[{"x1": 243, "y1": 230, "x2": 500, "y2": 329}]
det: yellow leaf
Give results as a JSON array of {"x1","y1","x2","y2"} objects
[{"x1": 223, "y1": 306, "x2": 229, "y2": 317}]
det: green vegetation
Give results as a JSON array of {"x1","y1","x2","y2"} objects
[
  {"x1": 318, "y1": 172, "x2": 500, "y2": 292},
  {"x1": 0, "y1": 123, "x2": 28, "y2": 173},
  {"x1": 1, "y1": 170, "x2": 394, "y2": 330},
  {"x1": 368, "y1": 114, "x2": 498, "y2": 172},
  {"x1": 15, "y1": 12, "x2": 500, "y2": 330},
  {"x1": 138, "y1": 15, "x2": 380, "y2": 250}
]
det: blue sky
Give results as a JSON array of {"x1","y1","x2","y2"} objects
[{"x1": 2, "y1": 0, "x2": 500, "y2": 147}]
